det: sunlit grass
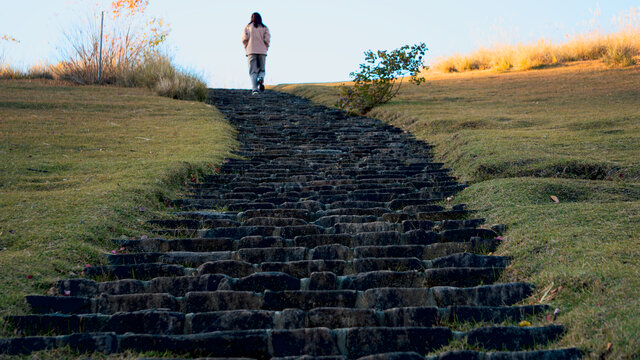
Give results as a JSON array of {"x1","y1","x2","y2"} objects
[
  {"x1": 431, "y1": 7, "x2": 640, "y2": 73},
  {"x1": 0, "y1": 80, "x2": 236, "y2": 324},
  {"x1": 275, "y1": 60, "x2": 640, "y2": 358}
]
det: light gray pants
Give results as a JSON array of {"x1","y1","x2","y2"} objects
[{"x1": 248, "y1": 54, "x2": 266, "y2": 91}]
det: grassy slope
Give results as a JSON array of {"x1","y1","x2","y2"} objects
[
  {"x1": 275, "y1": 61, "x2": 640, "y2": 358},
  {"x1": 0, "y1": 80, "x2": 236, "y2": 325}
]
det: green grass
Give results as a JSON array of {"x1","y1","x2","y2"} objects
[
  {"x1": 0, "y1": 80, "x2": 236, "y2": 327},
  {"x1": 275, "y1": 60, "x2": 640, "y2": 358},
  {"x1": 456, "y1": 178, "x2": 640, "y2": 356}
]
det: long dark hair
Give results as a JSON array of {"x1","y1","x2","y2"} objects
[{"x1": 249, "y1": 12, "x2": 266, "y2": 28}]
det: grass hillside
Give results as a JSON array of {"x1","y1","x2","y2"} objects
[
  {"x1": 274, "y1": 60, "x2": 640, "y2": 358},
  {"x1": 0, "y1": 80, "x2": 236, "y2": 326}
]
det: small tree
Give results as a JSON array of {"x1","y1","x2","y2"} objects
[{"x1": 337, "y1": 43, "x2": 428, "y2": 115}]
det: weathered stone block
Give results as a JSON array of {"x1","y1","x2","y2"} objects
[
  {"x1": 99, "y1": 293, "x2": 180, "y2": 314},
  {"x1": 184, "y1": 291, "x2": 262, "y2": 312},
  {"x1": 466, "y1": 325, "x2": 565, "y2": 351},
  {"x1": 361, "y1": 288, "x2": 434, "y2": 309},
  {"x1": 271, "y1": 328, "x2": 340, "y2": 357},
  {"x1": 307, "y1": 308, "x2": 379, "y2": 328},
  {"x1": 345, "y1": 327, "x2": 452, "y2": 358},
  {"x1": 383, "y1": 307, "x2": 439, "y2": 327},
  {"x1": 309, "y1": 271, "x2": 338, "y2": 290},
  {"x1": 341, "y1": 271, "x2": 421, "y2": 290},
  {"x1": 189, "y1": 310, "x2": 275, "y2": 333},
  {"x1": 26, "y1": 295, "x2": 93, "y2": 315},
  {"x1": 107, "y1": 310, "x2": 185, "y2": 335},
  {"x1": 197, "y1": 260, "x2": 256, "y2": 278},
  {"x1": 311, "y1": 244, "x2": 350, "y2": 260},
  {"x1": 262, "y1": 290, "x2": 357, "y2": 310}
]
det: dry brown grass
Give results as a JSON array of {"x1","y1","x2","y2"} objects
[
  {"x1": 432, "y1": 7, "x2": 640, "y2": 73},
  {"x1": 0, "y1": 63, "x2": 54, "y2": 80}
]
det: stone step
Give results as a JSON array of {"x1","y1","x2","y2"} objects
[
  {"x1": 187, "y1": 202, "x2": 277, "y2": 211},
  {"x1": 281, "y1": 200, "x2": 326, "y2": 212},
  {"x1": 334, "y1": 222, "x2": 400, "y2": 234},
  {"x1": 414, "y1": 210, "x2": 469, "y2": 221},
  {"x1": 329, "y1": 201, "x2": 389, "y2": 210},
  {"x1": 186, "y1": 224, "x2": 325, "y2": 239},
  {"x1": 314, "y1": 215, "x2": 379, "y2": 227},
  {"x1": 0, "y1": 325, "x2": 566, "y2": 356},
  {"x1": 26, "y1": 282, "x2": 533, "y2": 314},
  {"x1": 7, "y1": 305, "x2": 550, "y2": 336},
  {"x1": 84, "y1": 263, "x2": 189, "y2": 280},
  {"x1": 96, "y1": 251, "x2": 507, "y2": 281},
  {"x1": 59, "y1": 266, "x2": 505, "y2": 297},
  {"x1": 110, "y1": 229, "x2": 499, "y2": 259},
  {"x1": 240, "y1": 209, "x2": 313, "y2": 221},
  {"x1": 170, "y1": 211, "x2": 240, "y2": 221},
  {"x1": 353, "y1": 239, "x2": 500, "y2": 259},
  {"x1": 112, "y1": 237, "x2": 236, "y2": 253},
  {"x1": 106, "y1": 251, "x2": 233, "y2": 267},
  {"x1": 401, "y1": 219, "x2": 486, "y2": 231},
  {"x1": 243, "y1": 217, "x2": 309, "y2": 227},
  {"x1": 258, "y1": 260, "x2": 350, "y2": 278},
  {"x1": 389, "y1": 199, "x2": 442, "y2": 210},
  {"x1": 103, "y1": 238, "x2": 500, "y2": 270},
  {"x1": 317, "y1": 208, "x2": 393, "y2": 217}
]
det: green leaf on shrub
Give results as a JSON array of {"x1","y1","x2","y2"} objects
[{"x1": 337, "y1": 43, "x2": 428, "y2": 115}]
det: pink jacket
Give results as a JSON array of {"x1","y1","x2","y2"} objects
[{"x1": 242, "y1": 24, "x2": 270, "y2": 55}]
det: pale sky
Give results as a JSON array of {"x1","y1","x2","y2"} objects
[{"x1": 1, "y1": 1, "x2": 637, "y2": 88}]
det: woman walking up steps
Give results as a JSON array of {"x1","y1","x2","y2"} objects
[{"x1": 242, "y1": 12, "x2": 271, "y2": 94}]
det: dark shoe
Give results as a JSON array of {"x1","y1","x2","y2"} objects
[
  {"x1": 258, "y1": 78, "x2": 265, "y2": 92},
  {"x1": 251, "y1": 90, "x2": 259, "y2": 95}
]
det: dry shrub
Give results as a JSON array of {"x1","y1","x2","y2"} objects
[
  {"x1": 27, "y1": 63, "x2": 54, "y2": 79},
  {"x1": 119, "y1": 54, "x2": 174, "y2": 88},
  {"x1": 0, "y1": 64, "x2": 23, "y2": 79},
  {"x1": 513, "y1": 40, "x2": 558, "y2": 70},
  {"x1": 491, "y1": 46, "x2": 514, "y2": 71},
  {"x1": 601, "y1": 11, "x2": 640, "y2": 67},
  {"x1": 0, "y1": 65, "x2": 54, "y2": 80},
  {"x1": 432, "y1": 56, "x2": 460, "y2": 73},
  {"x1": 52, "y1": 15, "x2": 207, "y2": 101},
  {"x1": 433, "y1": 50, "x2": 489, "y2": 73},
  {"x1": 1, "y1": 50, "x2": 21, "y2": 79},
  {"x1": 554, "y1": 32, "x2": 608, "y2": 61},
  {"x1": 155, "y1": 72, "x2": 207, "y2": 102},
  {"x1": 603, "y1": 43, "x2": 638, "y2": 67},
  {"x1": 54, "y1": 16, "x2": 148, "y2": 84},
  {"x1": 121, "y1": 54, "x2": 208, "y2": 101}
]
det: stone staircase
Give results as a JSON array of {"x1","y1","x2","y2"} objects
[{"x1": 0, "y1": 89, "x2": 581, "y2": 359}]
